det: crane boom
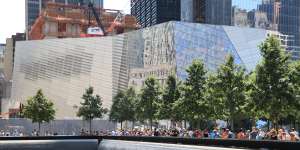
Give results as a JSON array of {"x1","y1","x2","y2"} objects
[{"x1": 88, "y1": 2, "x2": 106, "y2": 36}]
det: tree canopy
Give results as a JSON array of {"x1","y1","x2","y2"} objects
[
  {"x1": 138, "y1": 77, "x2": 160, "y2": 130},
  {"x1": 77, "y1": 86, "x2": 108, "y2": 133},
  {"x1": 207, "y1": 55, "x2": 248, "y2": 130},
  {"x1": 251, "y1": 36, "x2": 295, "y2": 126},
  {"x1": 178, "y1": 59, "x2": 208, "y2": 124},
  {"x1": 23, "y1": 89, "x2": 55, "y2": 133},
  {"x1": 157, "y1": 75, "x2": 181, "y2": 121},
  {"x1": 109, "y1": 87, "x2": 136, "y2": 129}
]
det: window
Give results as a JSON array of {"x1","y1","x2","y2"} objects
[{"x1": 58, "y1": 22, "x2": 66, "y2": 32}]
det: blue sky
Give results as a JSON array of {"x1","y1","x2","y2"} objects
[
  {"x1": 232, "y1": 0, "x2": 261, "y2": 11},
  {"x1": 0, "y1": 0, "x2": 130, "y2": 43}
]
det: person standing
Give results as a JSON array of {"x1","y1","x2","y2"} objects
[
  {"x1": 250, "y1": 127, "x2": 258, "y2": 140},
  {"x1": 290, "y1": 132, "x2": 300, "y2": 141},
  {"x1": 236, "y1": 128, "x2": 246, "y2": 140}
]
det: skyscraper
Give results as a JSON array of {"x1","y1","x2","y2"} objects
[
  {"x1": 25, "y1": 0, "x2": 103, "y2": 38},
  {"x1": 179, "y1": 0, "x2": 300, "y2": 58},
  {"x1": 231, "y1": 0, "x2": 300, "y2": 59},
  {"x1": 181, "y1": 0, "x2": 232, "y2": 25},
  {"x1": 279, "y1": 0, "x2": 300, "y2": 56},
  {"x1": 131, "y1": 0, "x2": 181, "y2": 28}
]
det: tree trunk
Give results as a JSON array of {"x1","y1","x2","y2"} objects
[
  {"x1": 120, "y1": 121, "x2": 123, "y2": 130},
  {"x1": 132, "y1": 120, "x2": 135, "y2": 130},
  {"x1": 267, "y1": 120, "x2": 270, "y2": 130},
  {"x1": 251, "y1": 118, "x2": 256, "y2": 127},
  {"x1": 150, "y1": 118, "x2": 153, "y2": 131},
  {"x1": 170, "y1": 119, "x2": 174, "y2": 129},
  {"x1": 89, "y1": 119, "x2": 92, "y2": 135},
  {"x1": 184, "y1": 120, "x2": 187, "y2": 129},
  {"x1": 230, "y1": 118, "x2": 234, "y2": 131},
  {"x1": 272, "y1": 120, "x2": 278, "y2": 129},
  {"x1": 38, "y1": 122, "x2": 41, "y2": 136}
]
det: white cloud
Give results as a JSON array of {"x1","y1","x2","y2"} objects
[
  {"x1": 104, "y1": 0, "x2": 130, "y2": 14},
  {"x1": 0, "y1": 0, "x2": 25, "y2": 43}
]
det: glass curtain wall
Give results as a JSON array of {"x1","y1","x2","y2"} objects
[{"x1": 232, "y1": 0, "x2": 300, "y2": 58}]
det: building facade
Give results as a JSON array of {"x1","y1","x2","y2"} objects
[
  {"x1": 1, "y1": 33, "x2": 26, "y2": 115},
  {"x1": 131, "y1": 0, "x2": 300, "y2": 58},
  {"x1": 0, "y1": 44, "x2": 5, "y2": 63},
  {"x1": 278, "y1": 0, "x2": 300, "y2": 58},
  {"x1": 3, "y1": 33, "x2": 26, "y2": 82},
  {"x1": 6, "y1": 21, "x2": 268, "y2": 118},
  {"x1": 231, "y1": 0, "x2": 300, "y2": 59},
  {"x1": 131, "y1": 0, "x2": 181, "y2": 28},
  {"x1": 181, "y1": 0, "x2": 232, "y2": 25},
  {"x1": 0, "y1": 44, "x2": 5, "y2": 112},
  {"x1": 25, "y1": 0, "x2": 104, "y2": 38}
]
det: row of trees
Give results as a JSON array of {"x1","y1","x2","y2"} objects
[
  {"x1": 109, "y1": 36, "x2": 300, "y2": 131},
  {"x1": 22, "y1": 87, "x2": 108, "y2": 134}
]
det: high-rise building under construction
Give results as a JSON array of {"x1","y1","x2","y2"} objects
[{"x1": 25, "y1": 0, "x2": 103, "y2": 37}]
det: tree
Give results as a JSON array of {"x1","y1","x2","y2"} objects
[
  {"x1": 23, "y1": 89, "x2": 55, "y2": 134},
  {"x1": 77, "y1": 86, "x2": 108, "y2": 134},
  {"x1": 288, "y1": 61, "x2": 300, "y2": 123},
  {"x1": 109, "y1": 90, "x2": 125, "y2": 128},
  {"x1": 125, "y1": 87, "x2": 138, "y2": 129},
  {"x1": 178, "y1": 59, "x2": 207, "y2": 127},
  {"x1": 157, "y1": 75, "x2": 181, "y2": 127},
  {"x1": 252, "y1": 36, "x2": 295, "y2": 127},
  {"x1": 139, "y1": 77, "x2": 160, "y2": 130},
  {"x1": 205, "y1": 74, "x2": 224, "y2": 120},
  {"x1": 109, "y1": 88, "x2": 136, "y2": 129},
  {"x1": 208, "y1": 55, "x2": 248, "y2": 131}
]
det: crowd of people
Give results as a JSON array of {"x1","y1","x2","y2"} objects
[
  {"x1": 1, "y1": 126, "x2": 299, "y2": 142},
  {"x1": 80, "y1": 127, "x2": 300, "y2": 142},
  {"x1": 0, "y1": 129, "x2": 24, "y2": 136}
]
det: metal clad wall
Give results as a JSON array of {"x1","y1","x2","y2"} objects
[{"x1": 10, "y1": 37, "x2": 114, "y2": 118}]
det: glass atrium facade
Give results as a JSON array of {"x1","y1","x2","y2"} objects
[{"x1": 131, "y1": 0, "x2": 299, "y2": 58}]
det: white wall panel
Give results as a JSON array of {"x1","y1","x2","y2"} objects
[{"x1": 11, "y1": 37, "x2": 115, "y2": 118}]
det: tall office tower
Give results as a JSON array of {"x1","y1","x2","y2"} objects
[
  {"x1": 279, "y1": 0, "x2": 300, "y2": 57},
  {"x1": 25, "y1": 0, "x2": 103, "y2": 38},
  {"x1": 181, "y1": 0, "x2": 232, "y2": 25},
  {"x1": 231, "y1": 0, "x2": 300, "y2": 59},
  {"x1": 205, "y1": 0, "x2": 232, "y2": 25},
  {"x1": 257, "y1": 0, "x2": 280, "y2": 30},
  {"x1": 131, "y1": 0, "x2": 181, "y2": 28},
  {"x1": 26, "y1": 0, "x2": 40, "y2": 33}
]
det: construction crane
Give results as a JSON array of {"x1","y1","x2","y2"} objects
[
  {"x1": 106, "y1": 11, "x2": 124, "y2": 34},
  {"x1": 81, "y1": 1, "x2": 139, "y2": 37},
  {"x1": 86, "y1": 2, "x2": 106, "y2": 36}
]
